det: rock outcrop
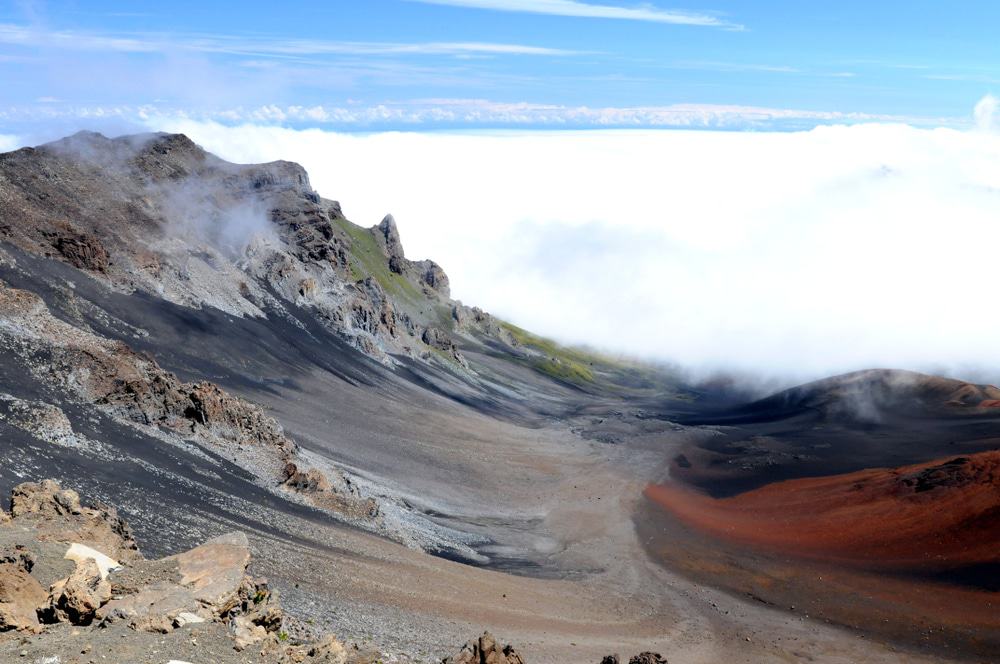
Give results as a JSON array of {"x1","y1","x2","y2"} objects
[
  {"x1": 377, "y1": 214, "x2": 405, "y2": 263},
  {"x1": 8, "y1": 480, "x2": 139, "y2": 563},
  {"x1": 0, "y1": 131, "x2": 479, "y2": 367},
  {"x1": 40, "y1": 557, "x2": 111, "y2": 625},
  {"x1": 598, "y1": 655, "x2": 667, "y2": 664},
  {"x1": 628, "y1": 654, "x2": 667, "y2": 664},
  {"x1": 0, "y1": 558, "x2": 46, "y2": 632},
  {"x1": 443, "y1": 631, "x2": 526, "y2": 664},
  {"x1": 281, "y1": 463, "x2": 380, "y2": 521},
  {"x1": 0, "y1": 478, "x2": 391, "y2": 662}
]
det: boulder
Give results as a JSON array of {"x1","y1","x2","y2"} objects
[
  {"x1": 629, "y1": 654, "x2": 667, "y2": 664},
  {"x1": 307, "y1": 634, "x2": 348, "y2": 663},
  {"x1": 11, "y1": 479, "x2": 82, "y2": 518},
  {"x1": 443, "y1": 631, "x2": 526, "y2": 664},
  {"x1": 227, "y1": 575, "x2": 283, "y2": 650},
  {"x1": 423, "y1": 327, "x2": 456, "y2": 352},
  {"x1": 173, "y1": 611, "x2": 205, "y2": 628},
  {"x1": 0, "y1": 562, "x2": 46, "y2": 631},
  {"x1": 97, "y1": 532, "x2": 254, "y2": 628},
  {"x1": 278, "y1": 634, "x2": 350, "y2": 663},
  {"x1": 40, "y1": 558, "x2": 111, "y2": 625},
  {"x1": 97, "y1": 581, "x2": 198, "y2": 625},
  {"x1": 231, "y1": 615, "x2": 269, "y2": 651},
  {"x1": 6, "y1": 480, "x2": 140, "y2": 563},
  {"x1": 171, "y1": 531, "x2": 250, "y2": 612},
  {"x1": 282, "y1": 463, "x2": 332, "y2": 493},
  {"x1": 599, "y1": 657, "x2": 620, "y2": 664}
]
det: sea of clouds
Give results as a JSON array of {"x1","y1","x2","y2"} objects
[{"x1": 8, "y1": 100, "x2": 1000, "y2": 387}]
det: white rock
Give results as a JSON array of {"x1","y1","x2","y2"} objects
[
  {"x1": 64, "y1": 543, "x2": 121, "y2": 579},
  {"x1": 173, "y1": 611, "x2": 206, "y2": 627}
]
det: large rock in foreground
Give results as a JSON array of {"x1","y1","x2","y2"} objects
[{"x1": 0, "y1": 560, "x2": 46, "y2": 632}]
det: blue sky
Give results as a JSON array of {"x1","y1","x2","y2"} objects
[{"x1": 1, "y1": 0, "x2": 997, "y2": 132}]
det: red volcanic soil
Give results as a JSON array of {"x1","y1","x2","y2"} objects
[{"x1": 645, "y1": 451, "x2": 1000, "y2": 570}]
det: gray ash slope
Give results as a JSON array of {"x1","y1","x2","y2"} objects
[{"x1": 0, "y1": 130, "x2": 686, "y2": 564}]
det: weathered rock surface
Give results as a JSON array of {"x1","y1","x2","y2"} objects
[
  {"x1": 443, "y1": 631, "x2": 526, "y2": 664},
  {"x1": 628, "y1": 653, "x2": 667, "y2": 664},
  {"x1": 172, "y1": 531, "x2": 250, "y2": 611},
  {"x1": 7, "y1": 480, "x2": 139, "y2": 564},
  {"x1": 40, "y1": 557, "x2": 111, "y2": 625},
  {"x1": 0, "y1": 560, "x2": 46, "y2": 632},
  {"x1": 0, "y1": 478, "x2": 379, "y2": 661},
  {"x1": 377, "y1": 214, "x2": 405, "y2": 261}
]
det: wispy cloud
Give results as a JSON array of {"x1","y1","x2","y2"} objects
[
  {"x1": 0, "y1": 23, "x2": 579, "y2": 58},
  {"x1": 668, "y1": 60, "x2": 799, "y2": 74},
  {"x1": 407, "y1": 0, "x2": 742, "y2": 29},
  {"x1": 924, "y1": 72, "x2": 1000, "y2": 84}
]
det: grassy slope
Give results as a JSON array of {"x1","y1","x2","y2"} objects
[{"x1": 334, "y1": 217, "x2": 423, "y2": 302}]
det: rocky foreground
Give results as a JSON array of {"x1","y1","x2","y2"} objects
[{"x1": 0, "y1": 479, "x2": 670, "y2": 664}]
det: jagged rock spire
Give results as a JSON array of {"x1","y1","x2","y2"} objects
[{"x1": 377, "y1": 214, "x2": 405, "y2": 260}]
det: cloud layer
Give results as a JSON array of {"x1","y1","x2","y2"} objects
[
  {"x1": 0, "y1": 100, "x2": 926, "y2": 134},
  {"x1": 12, "y1": 116, "x2": 1000, "y2": 386}
]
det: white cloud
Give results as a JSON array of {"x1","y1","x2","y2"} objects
[
  {"x1": 150, "y1": 107, "x2": 1000, "y2": 385},
  {"x1": 0, "y1": 134, "x2": 22, "y2": 152},
  {"x1": 974, "y1": 94, "x2": 998, "y2": 132},
  {"x1": 0, "y1": 23, "x2": 577, "y2": 57},
  {"x1": 408, "y1": 0, "x2": 742, "y2": 29}
]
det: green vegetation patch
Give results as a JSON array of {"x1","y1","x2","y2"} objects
[
  {"x1": 499, "y1": 321, "x2": 601, "y2": 385},
  {"x1": 497, "y1": 320, "x2": 687, "y2": 396},
  {"x1": 334, "y1": 217, "x2": 423, "y2": 302},
  {"x1": 535, "y1": 356, "x2": 595, "y2": 383}
]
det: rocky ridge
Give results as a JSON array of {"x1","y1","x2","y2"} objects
[{"x1": 0, "y1": 132, "x2": 504, "y2": 369}]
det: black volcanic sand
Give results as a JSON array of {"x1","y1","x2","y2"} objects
[{"x1": 672, "y1": 394, "x2": 1000, "y2": 498}]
